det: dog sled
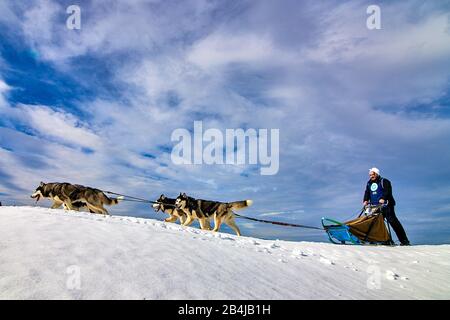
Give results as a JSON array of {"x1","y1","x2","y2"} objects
[{"x1": 322, "y1": 204, "x2": 393, "y2": 245}]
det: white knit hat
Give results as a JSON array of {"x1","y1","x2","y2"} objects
[{"x1": 369, "y1": 167, "x2": 380, "y2": 175}]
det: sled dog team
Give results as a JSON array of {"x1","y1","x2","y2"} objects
[{"x1": 31, "y1": 182, "x2": 252, "y2": 236}]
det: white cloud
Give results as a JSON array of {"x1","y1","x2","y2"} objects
[
  {"x1": 0, "y1": 79, "x2": 11, "y2": 92},
  {"x1": 19, "y1": 105, "x2": 103, "y2": 150},
  {"x1": 304, "y1": 2, "x2": 450, "y2": 65},
  {"x1": 187, "y1": 32, "x2": 275, "y2": 69},
  {"x1": 12, "y1": 0, "x2": 219, "y2": 64}
]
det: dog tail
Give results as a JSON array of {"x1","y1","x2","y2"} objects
[{"x1": 229, "y1": 200, "x2": 253, "y2": 210}]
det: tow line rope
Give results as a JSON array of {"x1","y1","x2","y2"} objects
[
  {"x1": 103, "y1": 190, "x2": 322, "y2": 229},
  {"x1": 103, "y1": 190, "x2": 153, "y2": 203},
  {"x1": 102, "y1": 190, "x2": 177, "y2": 207},
  {"x1": 234, "y1": 213, "x2": 323, "y2": 230}
]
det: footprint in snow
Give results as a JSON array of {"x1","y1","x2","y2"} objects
[
  {"x1": 385, "y1": 270, "x2": 400, "y2": 281},
  {"x1": 319, "y1": 257, "x2": 335, "y2": 265},
  {"x1": 247, "y1": 239, "x2": 260, "y2": 246},
  {"x1": 292, "y1": 249, "x2": 308, "y2": 257},
  {"x1": 220, "y1": 236, "x2": 235, "y2": 241},
  {"x1": 266, "y1": 243, "x2": 280, "y2": 249},
  {"x1": 213, "y1": 233, "x2": 235, "y2": 241},
  {"x1": 344, "y1": 265, "x2": 358, "y2": 271},
  {"x1": 186, "y1": 228, "x2": 199, "y2": 234},
  {"x1": 257, "y1": 248, "x2": 271, "y2": 254}
]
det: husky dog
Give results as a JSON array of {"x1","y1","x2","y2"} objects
[
  {"x1": 152, "y1": 194, "x2": 187, "y2": 224},
  {"x1": 31, "y1": 182, "x2": 81, "y2": 210},
  {"x1": 175, "y1": 193, "x2": 253, "y2": 236},
  {"x1": 31, "y1": 182, "x2": 122, "y2": 215}
]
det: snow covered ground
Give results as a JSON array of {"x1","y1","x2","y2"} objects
[{"x1": 0, "y1": 206, "x2": 449, "y2": 299}]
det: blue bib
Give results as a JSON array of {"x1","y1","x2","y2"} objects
[{"x1": 369, "y1": 179, "x2": 384, "y2": 204}]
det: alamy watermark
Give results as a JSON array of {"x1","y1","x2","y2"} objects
[
  {"x1": 65, "y1": 5, "x2": 380, "y2": 34},
  {"x1": 366, "y1": 5, "x2": 381, "y2": 30},
  {"x1": 367, "y1": 265, "x2": 381, "y2": 290},
  {"x1": 66, "y1": 265, "x2": 81, "y2": 290},
  {"x1": 171, "y1": 121, "x2": 279, "y2": 175},
  {"x1": 66, "y1": 5, "x2": 81, "y2": 30}
]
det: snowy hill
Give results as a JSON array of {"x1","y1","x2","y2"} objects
[{"x1": 0, "y1": 206, "x2": 449, "y2": 299}]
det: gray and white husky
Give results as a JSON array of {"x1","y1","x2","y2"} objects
[
  {"x1": 31, "y1": 182, "x2": 123, "y2": 215},
  {"x1": 175, "y1": 193, "x2": 253, "y2": 236}
]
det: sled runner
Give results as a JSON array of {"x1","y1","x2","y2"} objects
[{"x1": 322, "y1": 204, "x2": 393, "y2": 245}]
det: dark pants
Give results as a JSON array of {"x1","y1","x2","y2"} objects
[{"x1": 382, "y1": 206, "x2": 409, "y2": 245}]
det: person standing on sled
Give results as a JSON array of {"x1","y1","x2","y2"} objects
[{"x1": 363, "y1": 167, "x2": 410, "y2": 246}]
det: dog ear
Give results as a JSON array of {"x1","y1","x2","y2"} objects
[
  {"x1": 182, "y1": 192, "x2": 187, "y2": 197},
  {"x1": 40, "y1": 181, "x2": 45, "y2": 186},
  {"x1": 161, "y1": 194, "x2": 165, "y2": 199}
]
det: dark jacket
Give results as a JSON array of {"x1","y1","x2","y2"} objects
[{"x1": 364, "y1": 176, "x2": 396, "y2": 206}]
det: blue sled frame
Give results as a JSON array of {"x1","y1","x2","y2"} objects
[{"x1": 321, "y1": 218, "x2": 362, "y2": 245}]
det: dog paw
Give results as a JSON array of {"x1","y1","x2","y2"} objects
[{"x1": 319, "y1": 256, "x2": 335, "y2": 265}]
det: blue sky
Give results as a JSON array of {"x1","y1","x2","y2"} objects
[{"x1": 0, "y1": 0, "x2": 449, "y2": 244}]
